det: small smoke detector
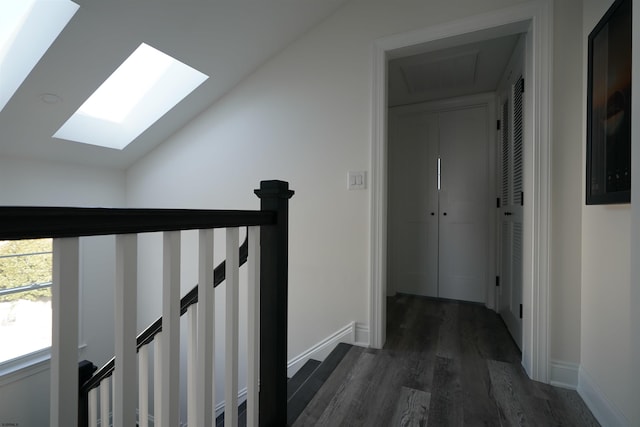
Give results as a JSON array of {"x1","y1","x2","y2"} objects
[{"x1": 39, "y1": 93, "x2": 62, "y2": 104}]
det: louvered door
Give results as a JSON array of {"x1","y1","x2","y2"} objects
[{"x1": 499, "y1": 76, "x2": 524, "y2": 349}]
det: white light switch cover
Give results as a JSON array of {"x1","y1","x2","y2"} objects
[{"x1": 348, "y1": 171, "x2": 366, "y2": 190}]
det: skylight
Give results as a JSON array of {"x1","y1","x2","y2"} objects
[
  {"x1": 0, "y1": 0, "x2": 79, "y2": 112},
  {"x1": 54, "y1": 43, "x2": 209, "y2": 150}
]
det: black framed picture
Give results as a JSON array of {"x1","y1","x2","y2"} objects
[{"x1": 586, "y1": 0, "x2": 632, "y2": 205}]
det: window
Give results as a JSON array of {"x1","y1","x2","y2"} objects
[
  {"x1": 0, "y1": 0, "x2": 79, "y2": 112},
  {"x1": 53, "y1": 42, "x2": 209, "y2": 150},
  {"x1": 0, "y1": 239, "x2": 53, "y2": 364}
]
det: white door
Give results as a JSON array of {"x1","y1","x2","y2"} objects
[
  {"x1": 438, "y1": 106, "x2": 490, "y2": 302},
  {"x1": 387, "y1": 110, "x2": 439, "y2": 297},
  {"x1": 498, "y1": 76, "x2": 524, "y2": 349},
  {"x1": 388, "y1": 103, "x2": 490, "y2": 303}
]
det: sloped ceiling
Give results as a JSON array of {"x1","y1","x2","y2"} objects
[{"x1": 0, "y1": 0, "x2": 347, "y2": 169}]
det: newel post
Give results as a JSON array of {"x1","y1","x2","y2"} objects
[{"x1": 254, "y1": 180, "x2": 294, "y2": 427}]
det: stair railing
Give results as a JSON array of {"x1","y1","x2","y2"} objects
[
  {"x1": 0, "y1": 180, "x2": 293, "y2": 427},
  {"x1": 80, "y1": 232, "x2": 250, "y2": 427}
]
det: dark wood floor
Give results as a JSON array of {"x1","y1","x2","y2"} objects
[{"x1": 293, "y1": 294, "x2": 600, "y2": 426}]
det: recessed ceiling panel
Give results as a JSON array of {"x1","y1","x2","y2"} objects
[
  {"x1": 400, "y1": 51, "x2": 478, "y2": 94},
  {"x1": 388, "y1": 34, "x2": 521, "y2": 107}
]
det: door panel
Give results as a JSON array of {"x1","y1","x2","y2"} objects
[
  {"x1": 500, "y1": 221, "x2": 512, "y2": 311},
  {"x1": 498, "y1": 76, "x2": 524, "y2": 349},
  {"x1": 498, "y1": 98, "x2": 514, "y2": 324},
  {"x1": 388, "y1": 110, "x2": 439, "y2": 297},
  {"x1": 438, "y1": 106, "x2": 490, "y2": 302}
]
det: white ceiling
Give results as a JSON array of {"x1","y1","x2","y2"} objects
[
  {"x1": 0, "y1": 0, "x2": 348, "y2": 169},
  {"x1": 388, "y1": 34, "x2": 521, "y2": 107}
]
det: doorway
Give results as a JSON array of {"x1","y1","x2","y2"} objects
[{"x1": 369, "y1": 2, "x2": 553, "y2": 382}]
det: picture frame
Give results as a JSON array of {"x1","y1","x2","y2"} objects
[{"x1": 586, "y1": 0, "x2": 632, "y2": 205}]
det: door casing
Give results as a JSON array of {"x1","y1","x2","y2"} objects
[{"x1": 369, "y1": 1, "x2": 552, "y2": 383}]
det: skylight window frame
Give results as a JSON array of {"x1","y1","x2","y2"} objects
[
  {"x1": 0, "y1": 0, "x2": 79, "y2": 113},
  {"x1": 54, "y1": 43, "x2": 209, "y2": 150}
]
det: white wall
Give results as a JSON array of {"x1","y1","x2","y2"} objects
[
  {"x1": 0, "y1": 156, "x2": 125, "y2": 426},
  {"x1": 125, "y1": 0, "x2": 594, "y2": 396},
  {"x1": 579, "y1": 1, "x2": 635, "y2": 426},
  {"x1": 549, "y1": 0, "x2": 583, "y2": 371},
  {"x1": 630, "y1": 0, "x2": 640, "y2": 423},
  {"x1": 128, "y1": 0, "x2": 534, "y2": 369}
]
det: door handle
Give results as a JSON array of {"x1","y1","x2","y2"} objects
[
  {"x1": 504, "y1": 212, "x2": 513, "y2": 216},
  {"x1": 443, "y1": 212, "x2": 447, "y2": 216},
  {"x1": 430, "y1": 212, "x2": 435, "y2": 216}
]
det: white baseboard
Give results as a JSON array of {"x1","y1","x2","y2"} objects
[
  {"x1": 286, "y1": 321, "x2": 368, "y2": 377},
  {"x1": 577, "y1": 366, "x2": 630, "y2": 427},
  {"x1": 549, "y1": 359, "x2": 579, "y2": 389},
  {"x1": 355, "y1": 323, "x2": 370, "y2": 346}
]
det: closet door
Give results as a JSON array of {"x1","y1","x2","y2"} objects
[
  {"x1": 438, "y1": 106, "x2": 490, "y2": 302},
  {"x1": 499, "y1": 77, "x2": 524, "y2": 348},
  {"x1": 388, "y1": 109, "x2": 439, "y2": 297}
]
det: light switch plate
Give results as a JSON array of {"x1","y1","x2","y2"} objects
[{"x1": 348, "y1": 171, "x2": 366, "y2": 190}]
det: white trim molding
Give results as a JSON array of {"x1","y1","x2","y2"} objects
[
  {"x1": 578, "y1": 366, "x2": 631, "y2": 427},
  {"x1": 354, "y1": 323, "x2": 369, "y2": 346},
  {"x1": 369, "y1": 0, "x2": 553, "y2": 383},
  {"x1": 286, "y1": 321, "x2": 368, "y2": 378},
  {"x1": 0, "y1": 349, "x2": 50, "y2": 387},
  {"x1": 549, "y1": 360, "x2": 579, "y2": 389}
]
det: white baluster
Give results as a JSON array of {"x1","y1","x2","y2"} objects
[
  {"x1": 139, "y1": 344, "x2": 150, "y2": 427},
  {"x1": 111, "y1": 374, "x2": 116, "y2": 424},
  {"x1": 50, "y1": 237, "x2": 79, "y2": 427},
  {"x1": 197, "y1": 228, "x2": 215, "y2": 426},
  {"x1": 114, "y1": 234, "x2": 138, "y2": 427},
  {"x1": 225, "y1": 228, "x2": 240, "y2": 427},
  {"x1": 154, "y1": 333, "x2": 163, "y2": 427},
  {"x1": 100, "y1": 379, "x2": 110, "y2": 427},
  {"x1": 187, "y1": 304, "x2": 198, "y2": 424},
  {"x1": 247, "y1": 226, "x2": 260, "y2": 427},
  {"x1": 89, "y1": 388, "x2": 98, "y2": 427},
  {"x1": 161, "y1": 231, "x2": 181, "y2": 427}
]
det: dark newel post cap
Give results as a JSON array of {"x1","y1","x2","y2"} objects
[
  {"x1": 254, "y1": 180, "x2": 295, "y2": 199},
  {"x1": 78, "y1": 360, "x2": 97, "y2": 388}
]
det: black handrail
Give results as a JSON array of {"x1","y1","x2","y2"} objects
[
  {"x1": 80, "y1": 233, "x2": 249, "y2": 394},
  {"x1": 0, "y1": 207, "x2": 274, "y2": 240}
]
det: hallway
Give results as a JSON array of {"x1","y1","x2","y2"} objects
[{"x1": 293, "y1": 295, "x2": 599, "y2": 426}]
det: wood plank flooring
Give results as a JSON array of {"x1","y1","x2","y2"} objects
[{"x1": 293, "y1": 295, "x2": 600, "y2": 426}]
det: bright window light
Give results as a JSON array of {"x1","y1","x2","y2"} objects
[
  {"x1": 54, "y1": 43, "x2": 209, "y2": 150},
  {"x1": 0, "y1": 0, "x2": 79, "y2": 112},
  {"x1": 77, "y1": 44, "x2": 174, "y2": 123}
]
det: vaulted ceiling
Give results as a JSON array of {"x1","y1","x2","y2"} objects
[{"x1": 0, "y1": 0, "x2": 347, "y2": 169}]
